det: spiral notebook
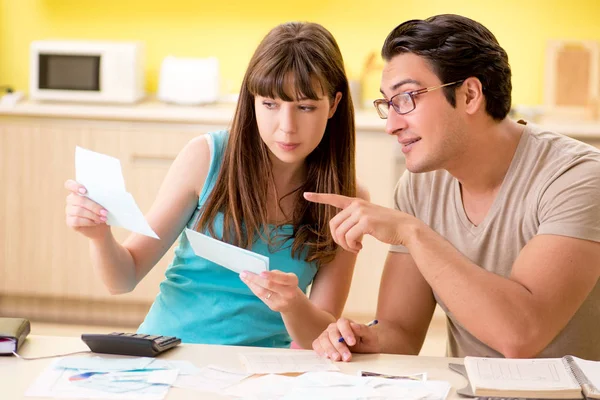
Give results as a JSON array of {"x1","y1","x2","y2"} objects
[{"x1": 461, "y1": 356, "x2": 600, "y2": 399}]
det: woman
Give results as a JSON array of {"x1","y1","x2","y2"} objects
[{"x1": 64, "y1": 22, "x2": 367, "y2": 348}]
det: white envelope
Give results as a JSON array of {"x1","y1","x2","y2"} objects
[{"x1": 184, "y1": 228, "x2": 269, "y2": 274}]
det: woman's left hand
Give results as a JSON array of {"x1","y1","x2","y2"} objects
[{"x1": 240, "y1": 270, "x2": 302, "y2": 312}]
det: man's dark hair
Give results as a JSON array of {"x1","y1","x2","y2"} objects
[{"x1": 382, "y1": 14, "x2": 511, "y2": 121}]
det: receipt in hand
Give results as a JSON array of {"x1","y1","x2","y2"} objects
[
  {"x1": 75, "y1": 146, "x2": 159, "y2": 239},
  {"x1": 184, "y1": 228, "x2": 269, "y2": 274}
]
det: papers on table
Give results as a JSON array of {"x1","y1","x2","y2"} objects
[
  {"x1": 26, "y1": 356, "x2": 177, "y2": 400},
  {"x1": 358, "y1": 370, "x2": 427, "y2": 381},
  {"x1": 184, "y1": 228, "x2": 269, "y2": 274},
  {"x1": 232, "y1": 353, "x2": 450, "y2": 399},
  {"x1": 75, "y1": 146, "x2": 158, "y2": 239},
  {"x1": 146, "y1": 370, "x2": 179, "y2": 385},
  {"x1": 224, "y1": 374, "x2": 299, "y2": 398},
  {"x1": 147, "y1": 359, "x2": 202, "y2": 376},
  {"x1": 239, "y1": 352, "x2": 339, "y2": 374},
  {"x1": 224, "y1": 371, "x2": 451, "y2": 400},
  {"x1": 26, "y1": 354, "x2": 451, "y2": 400},
  {"x1": 172, "y1": 365, "x2": 251, "y2": 393},
  {"x1": 55, "y1": 356, "x2": 155, "y2": 371},
  {"x1": 26, "y1": 355, "x2": 250, "y2": 399}
]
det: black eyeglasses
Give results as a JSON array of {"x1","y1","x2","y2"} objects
[{"x1": 373, "y1": 80, "x2": 464, "y2": 119}]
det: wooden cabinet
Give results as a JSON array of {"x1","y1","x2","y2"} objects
[
  {"x1": 0, "y1": 117, "x2": 225, "y2": 324},
  {"x1": 545, "y1": 40, "x2": 600, "y2": 121},
  {"x1": 1, "y1": 119, "x2": 90, "y2": 299}
]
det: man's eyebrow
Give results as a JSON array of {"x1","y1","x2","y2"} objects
[{"x1": 379, "y1": 79, "x2": 422, "y2": 95}]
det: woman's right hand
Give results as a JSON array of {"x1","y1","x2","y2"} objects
[{"x1": 64, "y1": 179, "x2": 110, "y2": 240}]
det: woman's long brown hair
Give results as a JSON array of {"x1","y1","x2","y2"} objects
[{"x1": 195, "y1": 22, "x2": 356, "y2": 268}]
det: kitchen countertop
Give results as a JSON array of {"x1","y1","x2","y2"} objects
[
  {"x1": 1, "y1": 98, "x2": 600, "y2": 138},
  {"x1": 0, "y1": 98, "x2": 387, "y2": 131}
]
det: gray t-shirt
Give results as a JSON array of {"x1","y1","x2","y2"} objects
[{"x1": 391, "y1": 121, "x2": 600, "y2": 358}]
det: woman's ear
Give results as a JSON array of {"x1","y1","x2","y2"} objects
[{"x1": 328, "y1": 92, "x2": 343, "y2": 119}]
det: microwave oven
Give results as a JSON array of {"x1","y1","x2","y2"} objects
[{"x1": 29, "y1": 40, "x2": 145, "y2": 104}]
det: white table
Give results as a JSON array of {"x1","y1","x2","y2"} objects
[{"x1": 0, "y1": 335, "x2": 467, "y2": 399}]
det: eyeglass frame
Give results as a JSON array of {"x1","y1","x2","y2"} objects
[{"x1": 373, "y1": 80, "x2": 464, "y2": 119}]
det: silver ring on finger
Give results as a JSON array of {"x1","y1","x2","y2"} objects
[{"x1": 265, "y1": 291, "x2": 272, "y2": 300}]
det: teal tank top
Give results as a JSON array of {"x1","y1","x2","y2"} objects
[{"x1": 138, "y1": 130, "x2": 318, "y2": 347}]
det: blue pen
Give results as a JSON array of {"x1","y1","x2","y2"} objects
[{"x1": 338, "y1": 319, "x2": 378, "y2": 343}]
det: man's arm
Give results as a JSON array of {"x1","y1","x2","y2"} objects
[
  {"x1": 304, "y1": 192, "x2": 600, "y2": 358},
  {"x1": 407, "y1": 226, "x2": 600, "y2": 358},
  {"x1": 375, "y1": 251, "x2": 437, "y2": 355}
]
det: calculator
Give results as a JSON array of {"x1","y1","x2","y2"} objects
[{"x1": 81, "y1": 332, "x2": 181, "y2": 357}]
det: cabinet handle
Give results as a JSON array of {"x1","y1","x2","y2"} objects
[{"x1": 130, "y1": 154, "x2": 176, "y2": 165}]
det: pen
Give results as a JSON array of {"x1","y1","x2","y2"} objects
[{"x1": 338, "y1": 319, "x2": 378, "y2": 343}]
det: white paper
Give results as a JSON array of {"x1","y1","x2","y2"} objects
[
  {"x1": 293, "y1": 371, "x2": 437, "y2": 389},
  {"x1": 55, "y1": 356, "x2": 155, "y2": 371},
  {"x1": 75, "y1": 146, "x2": 125, "y2": 190},
  {"x1": 147, "y1": 359, "x2": 201, "y2": 376},
  {"x1": 464, "y1": 356, "x2": 580, "y2": 391},
  {"x1": 363, "y1": 378, "x2": 451, "y2": 400},
  {"x1": 282, "y1": 385, "x2": 379, "y2": 399},
  {"x1": 239, "y1": 352, "x2": 339, "y2": 374},
  {"x1": 225, "y1": 371, "x2": 451, "y2": 400},
  {"x1": 25, "y1": 359, "x2": 171, "y2": 400},
  {"x1": 75, "y1": 146, "x2": 159, "y2": 239},
  {"x1": 289, "y1": 373, "x2": 450, "y2": 400},
  {"x1": 294, "y1": 371, "x2": 369, "y2": 388},
  {"x1": 173, "y1": 365, "x2": 251, "y2": 392},
  {"x1": 358, "y1": 370, "x2": 427, "y2": 381},
  {"x1": 147, "y1": 369, "x2": 179, "y2": 385},
  {"x1": 224, "y1": 374, "x2": 299, "y2": 398},
  {"x1": 184, "y1": 228, "x2": 269, "y2": 274},
  {"x1": 572, "y1": 357, "x2": 600, "y2": 392}
]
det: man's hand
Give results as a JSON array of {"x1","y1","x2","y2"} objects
[
  {"x1": 312, "y1": 318, "x2": 380, "y2": 362},
  {"x1": 304, "y1": 192, "x2": 414, "y2": 252}
]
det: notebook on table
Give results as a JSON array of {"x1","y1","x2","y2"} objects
[
  {"x1": 454, "y1": 356, "x2": 600, "y2": 399},
  {"x1": 0, "y1": 317, "x2": 30, "y2": 355}
]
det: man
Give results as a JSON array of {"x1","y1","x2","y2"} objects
[{"x1": 305, "y1": 14, "x2": 600, "y2": 360}]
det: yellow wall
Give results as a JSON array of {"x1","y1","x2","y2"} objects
[{"x1": 1, "y1": 0, "x2": 599, "y2": 106}]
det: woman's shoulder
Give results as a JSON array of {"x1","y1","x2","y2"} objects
[
  {"x1": 182, "y1": 134, "x2": 210, "y2": 163},
  {"x1": 174, "y1": 133, "x2": 217, "y2": 197},
  {"x1": 184, "y1": 130, "x2": 229, "y2": 159}
]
